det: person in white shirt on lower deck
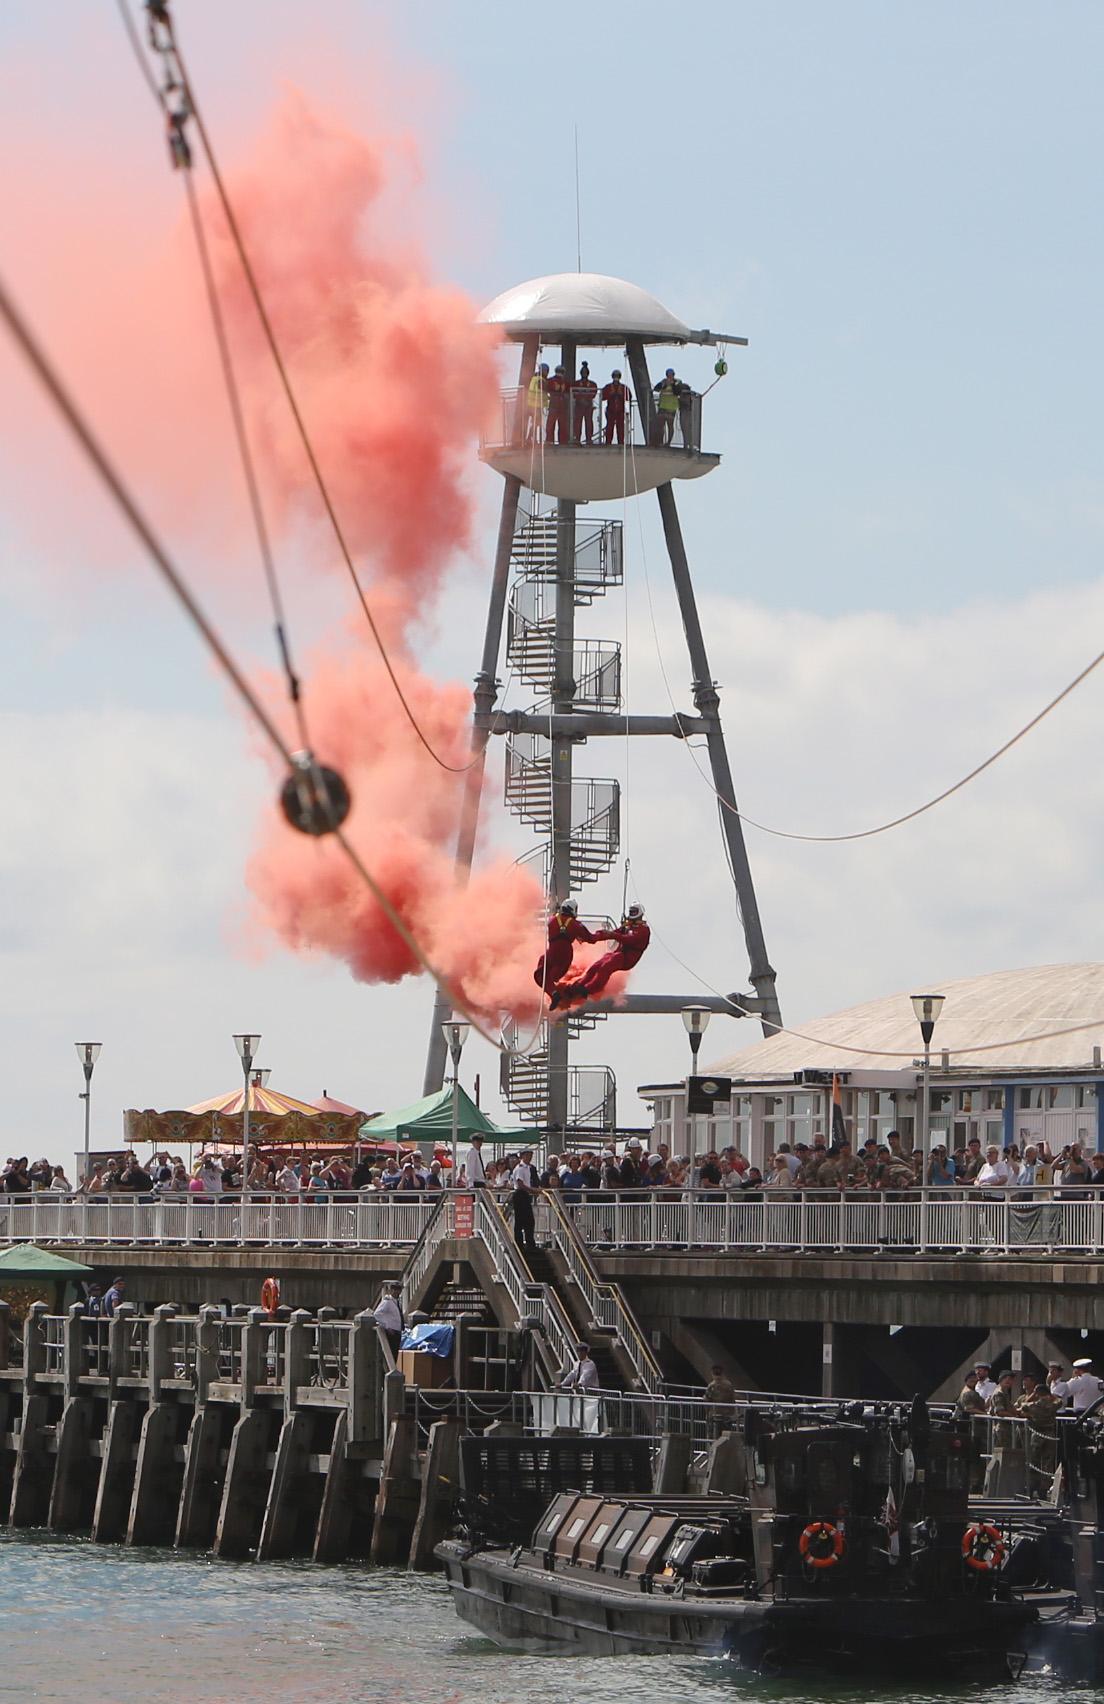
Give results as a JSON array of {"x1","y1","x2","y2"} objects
[
  {"x1": 974, "y1": 1362, "x2": 998, "y2": 1403},
  {"x1": 1066, "y1": 1358, "x2": 1104, "y2": 1413},
  {"x1": 464, "y1": 1134, "x2": 487, "y2": 1188},
  {"x1": 559, "y1": 1344, "x2": 600, "y2": 1391}
]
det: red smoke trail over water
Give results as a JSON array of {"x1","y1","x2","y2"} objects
[{"x1": 209, "y1": 95, "x2": 546, "y2": 1023}]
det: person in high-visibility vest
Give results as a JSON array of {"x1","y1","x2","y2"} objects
[
  {"x1": 571, "y1": 360, "x2": 598, "y2": 444},
  {"x1": 545, "y1": 365, "x2": 571, "y2": 445},
  {"x1": 653, "y1": 368, "x2": 681, "y2": 445},
  {"x1": 600, "y1": 369, "x2": 631, "y2": 445},
  {"x1": 525, "y1": 363, "x2": 549, "y2": 442}
]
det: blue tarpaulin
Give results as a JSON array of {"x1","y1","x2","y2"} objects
[{"x1": 400, "y1": 1321, "x2": 455, "y2": 1358}]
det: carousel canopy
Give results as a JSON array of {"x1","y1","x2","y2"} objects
[
  {"x1": 187, "y1": 1085, "x2": 326, "y2": 1116},
  {"x1": 361, "y1": 1086, "x2": 539, "y2": 1146}
]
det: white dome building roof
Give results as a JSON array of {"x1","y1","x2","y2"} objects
[
  {"x1": 710, "y1": 964, "x2": 1104, "y2": 1077},
  {"x1": 478, "y1": 272, "x2": 694, "y2": 345}
]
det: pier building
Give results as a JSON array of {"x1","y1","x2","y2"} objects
[{"x1": 642, "y1": 962, "x2": 1104, "y2": 1169}]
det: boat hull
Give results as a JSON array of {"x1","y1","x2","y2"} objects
[{"x1": 438, "y1": 1544, "x2": 1036, "y2": 1678}]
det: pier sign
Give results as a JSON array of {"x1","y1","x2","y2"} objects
[{"x1": 454, "y1": 1193, "x2": 475, "y2": 1238}]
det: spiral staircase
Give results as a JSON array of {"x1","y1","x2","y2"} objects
[{"x1": 499, "y1": 506, "x2": 624, "y2": 1136}]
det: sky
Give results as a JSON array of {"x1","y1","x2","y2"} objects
[{"x1": 1, "y1": 1, "x2": 1102, "y2": 1164}]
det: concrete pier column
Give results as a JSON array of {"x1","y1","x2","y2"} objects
[
  {"x1": 369, "y1": 1415, "x2": 419, "y2": 1565},
  {"x1": 312, "y1": 1408, "x2": 352, "y2": 1563},
  {"x1": 127, "y1": 1305, "x2": 182, "y2": 1547},
  {"x1": 176, "y1": 1306, "x2": 226, "y2": 1549},
  {"x1": 213, "y1": 1405, "x2": 271, "y2": 1559},
  {"x1": 10, "y1": 1303, "x2": 52, "y2": 1528},
  {"x1": 653, "y1": 1431, "x2": 691, "y2": 1493},
  {"x1": 92, "y1": 1397, "x2": 140, "y2": 1542},
  {"x1": 409, "y1": 1418, "x2": 461, "y2": 1571},
  {"x1": 256, "y1": 1409, "x2": 313, "y2": 1560}
]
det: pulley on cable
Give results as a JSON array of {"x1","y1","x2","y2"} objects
[{"x1": 280, "y1": 752, "x2": 352, "y2": 837}]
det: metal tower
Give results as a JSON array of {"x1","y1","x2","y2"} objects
[{"x1": 423, "y1": 272, "x2": 783, "y2": 1139}]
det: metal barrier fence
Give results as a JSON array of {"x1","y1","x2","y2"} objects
[
  {"x1": 4, "y1": 1188, "x2": 1104, "y2": 1256},
  {"x1": 563, "y1": 1188, "x2": 1104, "y2": 1255},
  {"x1": 0, "y1": 1193, "x2": 439, "y2": 1247},
  {"x1": 485, "y1": 386, "x2": 704, "y2": 453}
]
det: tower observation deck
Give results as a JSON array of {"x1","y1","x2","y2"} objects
[{"x1": 423, "y1": 272, "x2": 782, "y2": 1140}]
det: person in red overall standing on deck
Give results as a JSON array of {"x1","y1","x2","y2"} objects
[
  {"x1": 572, "y1": 361, "x2": 598, "y2": 443},
  {"x1": 601, "y1": 370, "x2": 631, "y2": 445},
  {"x1": 556, "y1": 904, "x2": 651, "y2": 1005},
  {"x1": 534, "y1": 900, "x2": 597, "y2": 998},
  {"x1": 545, "y1": 365, "x2": 571, "y2": 445}
]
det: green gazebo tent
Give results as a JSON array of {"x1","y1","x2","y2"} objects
[
  {"x1": 359, "y1": 1085, "x2": 539, "y2": 1149},
  {"x1": 0, "y1": 1244, "x2": 93, "y2": 1278}
]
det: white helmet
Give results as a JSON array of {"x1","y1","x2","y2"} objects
[
  {"x1": 559, "y1": 899, "x2": 578, "y2": 917},
  {"x1": 625, "y1": 903, "x2": 644, "y2": 921}
]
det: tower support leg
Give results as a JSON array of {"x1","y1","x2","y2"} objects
[{"x1": 547, "y1": 491, "x2": 577, "y2": 1136}]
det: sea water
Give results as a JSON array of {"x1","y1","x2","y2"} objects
[{"x1": 0, "y1": 1532, "x2": 1080, "y2": 1704}]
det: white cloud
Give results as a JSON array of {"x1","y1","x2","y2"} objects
[{"x1": 4, "y1": 577, "x2": 1103, "y2": 1164}]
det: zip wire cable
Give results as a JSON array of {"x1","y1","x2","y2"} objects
[
  {"x1": 0, "y1": 270, "x2": 517, "y2": 1058},
  {"x1": 635, "y1": 476, "x2": 1104, "y2": 843},
  {"x1": 138, "y1": 2, "x2": 487, "y2": 777}
]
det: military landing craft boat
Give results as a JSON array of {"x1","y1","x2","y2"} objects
[{"x1": 439, "y1": 1402, "x2": 1061, "y2": 1678}]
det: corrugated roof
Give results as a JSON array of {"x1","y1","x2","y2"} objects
[{"x1": 708, "y1": 963, "x2": 1104, "y2": 1078}]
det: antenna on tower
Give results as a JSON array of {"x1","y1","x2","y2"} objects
[{"x1": 574, "y1": 125, "x2": 582, "y2": 272}]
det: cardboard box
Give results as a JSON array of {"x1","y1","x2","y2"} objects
[{"x1": 399, "y1": 1349, "x2": 452, "y2": 1388}]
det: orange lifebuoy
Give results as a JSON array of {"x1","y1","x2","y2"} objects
[
  {"x1": 261, "y1": 1276, "x2": 281, "y2": 1315},
  {"x1": 799, "y1": 1520, "x2": 845, "y2": 1569},
  {"x1": 962, "y1": 1522, "x2": 1005, "y2": 1572}
]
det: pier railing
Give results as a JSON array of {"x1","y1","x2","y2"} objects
[
  {"x1": 0, "y1": 1193, "x2": 438, "y2": 1248},
  {"x1": 4, "y1": 1187, "x2": 1104, "y2": 1257}
]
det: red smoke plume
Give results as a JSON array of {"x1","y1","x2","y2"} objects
[{"x1": 211, "y1": 96, "x2": 546, "y2": 1023}]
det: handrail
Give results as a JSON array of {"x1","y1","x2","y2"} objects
[
  {"x1": 473, "y1": 1191, "x2": 577, "y2": 1383},
  {"x1": 401, "y1": 1192, "x2": 455, "y2": 1314},
  {"x1": 542, "y1": 1192, "x2": 662, "y2": 1394}
]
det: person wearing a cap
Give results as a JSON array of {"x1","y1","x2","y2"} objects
[
  {"x1": 510, "y1": 1147, "x2": 538, "y2": 1254},
  {"x1": 1046, "y1": 1360, "x2": 1070, "y2": 1401},
  {"x1": 619, "y1": 1139, "x2": 645, "y2": 1192},
  {"x1": 1066, "y1": 1357, "x2": 1104, "y2": 1412},
  {"x1": 974, "y1": 1363, "x2": 998, "y2": 1403},
  {"x1": 956, "y1": 1369, "x2": 986, "y2": 1417},
  {"x1": 464, "y1": 1132, "x2": 487, "y2": 1190}
]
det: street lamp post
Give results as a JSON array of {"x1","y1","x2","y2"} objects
[
  {"x1": 233, "y1": 1034, "x2": 261, "y2": 1195},
  {"x1": 74, "y1": 1042, "x2": 102, "y2": 1188},
  {"x1": 441, "y1": 1021, "x2": 471, "y2": 1183},
  {"x1": 910, "y1": 994, "x2": 946, "y2": 1153},
  {"x1": 682, "y1": 1006, "x2": 712, "y2": 1158}
]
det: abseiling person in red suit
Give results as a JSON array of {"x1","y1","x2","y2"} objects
[
  {"x1": 534, "y1": 900, "x2": 597, "y2": 997},
  {"x1": 553, "y1": 904, "x2": 651, "y2": 1006},
  {"x1": 600, "y1": 369, "x2": 631, "y2": 445}
]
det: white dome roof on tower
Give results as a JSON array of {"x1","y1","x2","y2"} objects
[
  {"x1": 478, "y1": 272, "x2": 693, "y2": 344},
  {"x1": 707, "y1": 963, "x2": 1104, "y2": 1077}
]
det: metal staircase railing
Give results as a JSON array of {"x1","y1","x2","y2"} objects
[
  {"x1": 540, "y1": 1192, "x2": 664, "y2": 1395},
  {"x1": 472, "y1": 1190, "x2": 576, "y2": 1385},
  {"x1": 400, "y1": 1192, "x2": 454, "y2": 1314},
  {"x1": 510, "y1": 510, "x2": 623, "y2": 607},
  {"x1": 499, "y1": 1019, "x2": 617, "y2": 1133},
  {"x1": 503, "y1": 746, "x2": 620, "y2": 889},
  {"x1": 507, "y1": 576, "x2": 622, "y2": 707}
]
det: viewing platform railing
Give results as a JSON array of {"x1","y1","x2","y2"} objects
[
  {"x1": 3, "y1": 1187, "x2": 1104, "y2": 1257},
  {"x1": 484, "y1": 386, "x2": 703, "y2": 454}
]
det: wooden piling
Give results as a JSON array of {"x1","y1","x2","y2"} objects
[
  {"x1": 408, "y1": 1418, "x2": 460, "y2": 1571},
  {"x1": 653, "y1": 1431, "x2": 692, "y2": 1493},
  {"x1": 313, "y1": 1408, "x2": 352, "y2": 1562},
  {"x1": 369, "y1": 1415, "x2": 419, "y2": 1565},
  {"x1": 10, "y1": 1304, "x2": 53, "y2": 1528},
  {"x1": 256, "y1": 1410, "x2": 313, "y2": 1560},
  {"x1": 213, "y1": 1408, "x2": 271, "y2": 1559},
  {"x1": 175, "y1": 1403, "x2": 225, "y2": 1548}
]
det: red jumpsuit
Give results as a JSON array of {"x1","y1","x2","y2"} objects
[
  {"x1": 572, "y1": 374, "x2": 598, "y2": 443},
  {"x1": 601, "y1": 380, "x2": 630, "y2": 445},
  {"x1": 534, "y1": 912, "x2": 597, "y2": 993},
  {"x1": 572, "y1": 919, "x2": 651, "y2": 998},
  {"x1": 545, "y1": 374, "x2": 571, "y2": 445}
]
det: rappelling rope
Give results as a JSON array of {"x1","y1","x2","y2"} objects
[{"x1": 126, "y1": 0, "x2": 490, "y2": 778}]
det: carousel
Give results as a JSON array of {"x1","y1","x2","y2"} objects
[{"x1": 123, "y1": 1080, "x2": 371, "y2": 1167}]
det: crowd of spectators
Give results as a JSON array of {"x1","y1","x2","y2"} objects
[{"x1": 5, "y1": 1131, "x2": 1100, "y2": 1203}]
